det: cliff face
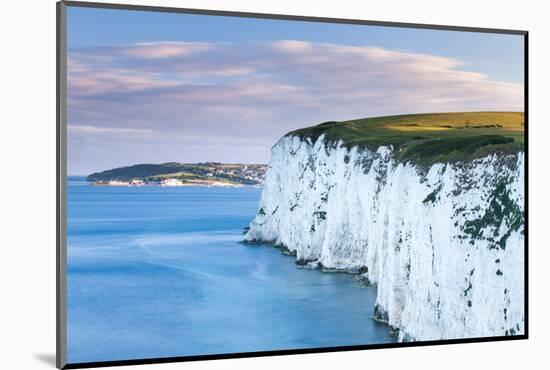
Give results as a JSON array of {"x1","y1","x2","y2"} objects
[{"x1": 244, "y1": 135, "x2": 524, "y2": 341}]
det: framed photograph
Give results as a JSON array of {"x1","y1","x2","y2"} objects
[{"x1": 57, "y1": 1, "x2": 528, "y2": 368}]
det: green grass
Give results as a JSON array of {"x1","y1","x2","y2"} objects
[{"x1": 287, "y1": 112, "x2": 524, "y2": 165}]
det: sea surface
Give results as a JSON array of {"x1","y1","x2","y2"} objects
[{"x1": 67, "y1": 176, "x2": 395, "y2": 363}]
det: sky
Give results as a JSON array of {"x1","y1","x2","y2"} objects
[{"x1": 67, "y1": 6, "x2": 525, "y2": 175}]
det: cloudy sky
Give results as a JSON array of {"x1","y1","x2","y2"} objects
[{"x1": 67, "y1": 7, "x2": 524, "y2": 175}]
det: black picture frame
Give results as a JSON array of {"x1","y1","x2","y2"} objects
[{"x1": 56, "y1": 1, "x2": 529, "y2": 368}]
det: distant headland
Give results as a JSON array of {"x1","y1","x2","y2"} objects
[{"x1": 87, "y1": 162, "x2": 267, "y2": 187}]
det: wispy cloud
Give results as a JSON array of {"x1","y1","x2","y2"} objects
[
  {"x1": 123, "y1": 41, "x2": 212, "y2": 59},
  {"x1": 67, "y1": 40, "x2": 523, "y2": 173},
  {"x1": 68, "y1": 125, "x2": 155, "y2": 135}
]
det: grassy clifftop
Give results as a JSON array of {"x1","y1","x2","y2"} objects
[{"x1": 287, "y1": 112, "x2": 524, "y2": 165}]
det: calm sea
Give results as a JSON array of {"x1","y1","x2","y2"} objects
[{"x1": 67, "y1": 176, "x2": 394, "y2": 363}]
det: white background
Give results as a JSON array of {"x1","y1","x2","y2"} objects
[{"x1": 1, "y1": 0, "x2": 547, "y2": 369}]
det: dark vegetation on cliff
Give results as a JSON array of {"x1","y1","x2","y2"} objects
[{"x1": 287, "y1": 112, "x2": 524, "y2": 165}]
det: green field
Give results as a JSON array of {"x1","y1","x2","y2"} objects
[{"x1": 288, "y1": 112, "x2": 524, "y2": 165}]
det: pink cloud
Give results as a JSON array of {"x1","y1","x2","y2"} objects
[
  {"x1": 68, "y1": 40, "x2": 523, "y2": 113},
  {"x1": 68, "y1": 40, "x2": 524, "y2": 159},
  {"x1": 123, "y1": 41, "x2": 211, "y2": 59}
]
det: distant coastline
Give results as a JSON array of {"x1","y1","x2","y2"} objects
[
  {"x1": 91, "y1": 178, "x2": 252, "y2": 188},
  {"x1": 86, "y1": 162, "x2": 267, "y2": 187}
]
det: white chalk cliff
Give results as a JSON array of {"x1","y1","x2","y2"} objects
[{"x1": 244, "y1": 135, "x2": 524, "y2": 341}]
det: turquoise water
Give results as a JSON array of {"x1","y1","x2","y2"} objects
[{"x1": 67, "y1": 176, "x2": 394, "y2": 363}]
